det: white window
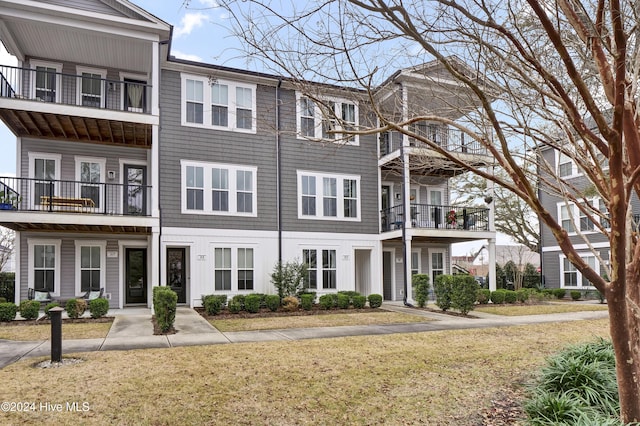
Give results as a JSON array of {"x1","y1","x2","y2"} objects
[
  {"x1": 557, "y1": 151, "x2": 578, "y2": 177},
  {"x1": 29, "y1": 152, "x2": 60, "y2": 207},
  {"x1": 76, "y1": 66, "x2": 106, "y2": 108},
  {"x1": 213, "y1": 246, "x2": 256, "y2": 292},
  {"x1": 560, "y1": 254, "x2": 598, "y2": 289},
  {"x1": 76, "y1": 156, "x2": 105, "y2": 210},
  {"x1": 181, "y1": 74, "x2": 256, "y2": 132},
  {"x1": 28, "y1": 239, "x2": 61, "y2": 297},
  {"x1": 74, "y1": 241, "x2": 106, "y2": 296},
  {"x1": 430, "y1": 250, "x2": 445, "y2": 284},
  {"x1": 181, "y1": 161, "x2": 257, "y2": 216},
  {"x1": 411, "y1": 251, "x2": 421, "y2": 275},
  {"x1": 31, "y1": 60, "x2": 62, "y2": 103},
  {"x1": 302, "y1": 248, "x2": 337, "y2": 290},
  {"x1": 296, "y1": 93, "x2": 359, "y2": 145},
  {"x1": 297, "y1": 171, "x2": 361, "y2": 221},
  {"x1": 558, "y1": 199, "x2": 607, "y2": 234}
]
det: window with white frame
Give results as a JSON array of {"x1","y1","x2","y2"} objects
[
  {"x1": 561, "y1": 254, "x2": 598, "y2": 288},
  {"x1": 411, "y1": 251, "x2": 420, "y2": 275},
  {"x1": 76, "y1": 157, "x2": 105, "y2": 209},
  {"x1": 213, "y1": 247, "x2": 255, "y2": 292},
  {"x1": 558, "y1": 199, "x2": 607, "y2": 234},
  {"x1": 181, "y1": 161, "x2": 257, "y2": 216},
  {"x1": 557, "y1": 151, "x2": 577, "y2": 177},
  {"x1": 32, "y1": 60, "x2": 62, "y2": 103},
  {"x1": 28, "y1": 239, "x2": 61, "y2": 296},
  {"x1": 297, "y1": 171, "x2": 361, "y2": 220},
  {"x1": 431, "y1": 251, "x2": 445, "y2": 284},
  {"x1": 77, "y1": 66, "x2": 106, "y2": 108},
  {"x1": 182, "y1": 74, "x2": 256, "y2": 132},
  {"x1": 75, "y1": 241, "x2": 106, "y2": 295},
  {"x1": 296, "y1": 94, "x2": 359, "y2": 145},
  {"x1": 29, "y1": 152, "x2": 60, "y2": 206},
  {"x1": 303, "y1": 249, "x2": 337, "y2": 290}
]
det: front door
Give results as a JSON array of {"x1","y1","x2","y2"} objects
[
  {"x1": 383, "y1": 251, "x2": 393, "y2": 300},
  {"x1": 126, "y1": 248, "x2": 147, "y2": 304},
  {"x1": 123, "y1": 164, "x2": 147, "y2": 215},
  {"x1": 167, "y1": 247, "x2": 187, "y2": 304}
]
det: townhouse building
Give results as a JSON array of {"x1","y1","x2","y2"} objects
[{"x1": 0, "y1": 0, "x2": 496, "y2": 308}]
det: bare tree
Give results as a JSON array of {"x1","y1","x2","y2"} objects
[
  {"x1": 0, "y1": 226, "x2": 14, "y2": 272},
  {"x1": 213, "y1": 0, "x2": 640, "y2": 419}
]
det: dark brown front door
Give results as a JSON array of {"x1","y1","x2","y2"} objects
[
  {"x1": 167, "y1": 247, "x2": 186, "y2": 304},
  {"x1": 126, "y1": 248, "x2": 147, "y2": 304}
]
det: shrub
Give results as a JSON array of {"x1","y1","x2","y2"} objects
[
  {"x1": 271, "y1": 260, "x2": 307, "y2": 299},
  {"x1": 352, "y1": 295, "x2": 366, "y2": 309},
  {"x1": 516, "y1": 289, "x2": 530, "y2": 303},
  {"x1": 490, "y1": 289, "x2": 506, "y2": 304},
  {"x1": 227, "y1": 300, "x2": 242, "y2": 314},
  {"x1": 265, "y1": 295, "x2": 280, "y2": 312},
  {"x1": 19, "y1": 300, "x2": 40, "y2": 320},
  {"x1": 282, "y1": 295, "x2": 299, "y2": 311},
  {"x1": 153, "y1": 287, "x2": 177, "y2": 332},
  {"x1": 300, "y1": 293, "x2": 315, "y2": 310},
  {"x1": 412, "y1": 274, "x2": 430, "y2": 308},
  {"x1": 89, "y1": 298, "x2": 109, "y2": 318},
  {"x1": 504, "y1": 290, "x2": 518, "y2": 304},
  {"x1": 0, "y1": 297, "x2": 6, "y2": 303},
  {"x1": 0, "y1": 272, "x2": 15, "y2": 303},
  {"x1": 0, "y1": 302, "x2": 17, "y2": 322},
  {"x1": 368, "y1": 294, "x2": 383, "y2": 308},
  {"x1": 338, "y1": 291, "x2": 360, "y2": 303},
  {"x1": 571, "y1": 290, "x2": 582, "y2": 301},
  {"x1": 553, "y1": 288, "x2": 567, "y2": 299},
  {"x1": 65, "y1": 298, "x2": 86, "y2": 319},
  {"x1": 203, "y1": 295, "x2": 225, "y2": 315},
  {"x1": 44, "y1": 302, "x2": 60, "y2": 317},
  {"x1": 337, "y1": 293, "x2": 351, "y2": 309},
  {"x1": 476, "y1": 289, "x2": 491, "y2": 304},
  {"x1": 244, "y1": 294, "x2": 262, "y2": 313},
  {"x1": 434, "y1": 274, "x2": 454, "y2": 311},
  {"x1": 319, "y1": 294, "x2": 334, "y2": 310},
  {"x1": 231, "y1": 295, "x2": 246, "y2": 310},
  {"x1": 449, "y1": 275, "x2": 478, "y2": 315}
]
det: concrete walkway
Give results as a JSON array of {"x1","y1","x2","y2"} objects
[{"x1": 0, "y1": 303, "x2": 610, "y2": 369}]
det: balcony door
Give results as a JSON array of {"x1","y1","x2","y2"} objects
[
  {"x1": 123, "y1": 164, "x2": 147, "y2": 215},
  {"x1": 429, "y1": 189, "x2": 443, "y2": 227},
  {"x1": 124, "y1": 79, "x2": 146, "y2": 112}
]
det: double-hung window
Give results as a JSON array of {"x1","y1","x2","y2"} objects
[
  {"x1": 182, "y1": 74, "x2": 256, "y2": 132},
  {"x1": 213, "y1": 247, "x2": 255, "y2": 292},
  {"x1": 77, "y1": 66, "x2": 106, "y2": 108},
  {"x1": 237, "y1": 248, "x2": 254, "y2": 290},
  {"x1": 32, "y1": 61, "x2": 62, "y2": 103},
  {"x1": 76, "y1": 157, "x2": 105, "y2": 209},
  {"x1": 182, "y1": 161, "x2": 257, "y2": 216},
  {"x1": 296, "y1": 93, "x2": 359, "y2": 145},
  {"x1": 557, "y1": 151, "x2": 577, "y2": 177},
  {"x1": 298, "y1": 171, "x2": 360, "y2": 220},
  {"x1": 75, "y1": 241, "x2": 106, "y2": 295},
  {"x1": 29, "y1": 152, "x2": 60, "y2": 207},
  {"x1": 302, "y1": 249, "x2": 336, "y2": 290},
  {"x1": 214, "y1": 248, "x2": 232, "y2": 291},
  {"x1": 561, "y1": 254, "x2": 598, "y2": 288},
  {"x1": 28, "y1": 239, "x2": 61, "y2": 296},
  {"x1": 559, "y1": 199, "x2": 607, "y2": 234},
  {"x1": 302, "y1": 249, "x2": 318, "y2": 289}
]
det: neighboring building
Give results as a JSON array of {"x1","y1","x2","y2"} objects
[
  {"x1": 0, "y1": 0, "x2": 496, "y2": 308},
  {"x1": 453, "y1": 244, "x2": 540, "y2": 282}
]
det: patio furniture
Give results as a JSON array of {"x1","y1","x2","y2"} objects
[
  {"x1": 81, "y1": 288, "x2": 104, "y2": 303},
  {"x1": 27, "y1": 288, "x2": 52, "y2": 304}
]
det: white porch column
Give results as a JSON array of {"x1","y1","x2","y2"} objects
[
  {"x1": 150, "y1": 227, "x2": 160, "y2": 309},
  {"x1": 488, "y1": 238, "x2": 497, "y2": 291}
]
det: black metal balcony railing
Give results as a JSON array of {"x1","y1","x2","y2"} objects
[
  {"x1": 0, "y1": 65, "x2": 151, "y2": 113},
  {"x1": 0, "y1": 177, "x2": 151, "y2": 217},
  {"x1": 379, "y1": 129, "x2": 488, "y2": 157},
  {"x1": 381, "y1": 204, "x2": 489, "y2": 232}
]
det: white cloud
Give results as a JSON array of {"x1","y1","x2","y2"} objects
[
  {"x1": 174, "y1": 12, "x2": 208, "y2": 37},
  {"x1": 172, "y1": 50, "x2": 203, "y2": 62}
]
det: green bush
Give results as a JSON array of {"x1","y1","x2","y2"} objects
[
  {"x1": 89, "y1": 298, "x2": 109, "y2": 318},
  {"x1": 570, "y1": 290, "x2": 582, "y2": 301},
  {"x1": 504, "y1": 290, "x2": 518, "y2": 304},
  {"x1": 319, "y1": 294, "x2": 334, "y2": 310},
  {"x1": 244, "y1": 294, "x2": 262, "y2": 313},
  {"x1": 231, "y1": 295, "x2": 246, "y2": 310},
  {"x1": 338, "y1": 291, "x2": 360, "y2": 303},
  {"x1": 352, "y1": 295, "x2": 366, "y2": 309},
  {"x1": 65, "y1": 298, "x2": 86, "y2": 319},
  {"x1": 368, "y1": 294, "x2": 383, "y2": 308},
  {"x1": 0, "y1": 272, "x2": 15, "y2": 303},
  {"x1": 490, "y1": 289, "x2": 506, "y2": 304},
  {"x1": 203, "y1": 295, "x2": 225, "y2": 315},
  {"x1": 227, "y1": 300, "x2": 242, "y2": 313},
  {"x1": 450, "y1": 275, "x2": 479, "y2": 315},
  {"x1": 434, "y1": 274, "x2": 454, "y2": 311},
  {"x1": 0, "y1": 302, "x2": 17, "y2": 322},
  {"x1": 516, "y1": 289, "x2": 530, "y2": 303},
  {"x1": 265, "y1": 295, "x2": 280, "y2": 311},
  {"x1": 271, "y1": 260, "x2": 307, "y2": 299},
  {"x1": 476, "y1": 289, "x2": 491, "y2": 304},
  {"x1": 412, "y1": 274, "x2": 430, "y2": 308},
  {"x1": 19, "y1": 300, "x2": 41, "y2": 320},
  {"x1": 553, "y1": 288, "x2": 567, "y2": 299},
  {"x1": 300, "y1": 293, "x2": 315, "y2": 310},
  {"x1": 337, "y1": 293, "x2": 351, "y2": 309},
  {"x1": 0, "y1": 297, "x2": 6, "y2": 303},
  {"x1": 44, "y1": 302, "x2": 60, "y2": 317},
  {"x1": 153, "y1": 287, "x2": 177, "y2": 332},
  {"x1": 524, "y1": 339, "x2": 620, "y2": 424}
]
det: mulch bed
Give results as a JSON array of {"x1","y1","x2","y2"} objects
[{"x1": 196, "y1": 306, "x2": 384, "y2": 321}]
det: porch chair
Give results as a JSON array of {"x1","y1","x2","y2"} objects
[
  {"x1": 81, "y1": 288, "x2": 104, "y2": 304},
  {"x1": 27, "y1": 288, "x2": 52, "y2": 304}
]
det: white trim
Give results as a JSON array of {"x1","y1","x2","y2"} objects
[
  {"x1": 118, "y1": 240, "x2": 151, "y2": 308},
  {"x1": 180, "y1": 73, "x2": 257, "y2": 133},
  {"x1": 295, "y1": 91, "x2": 359, "y2": 146},
  {"x1": 299, "y1": 246, "x2": 339, "y2": 291},
  {"x1": 210, "y1": 243, "x2": 259, "y2": 293},
  {"x1": 297, "y1": 170, "x2": 361, "y2": 221},
  {"x1": 76, "y1": 66, "x2": 106, "y2": 108},
  {"x1": 27, "y1": 238, "x2": 61, "y2": 297},
  {"x1": 559, "y1": 252, "x2": 599, "y2": 289},
  {"x1": 428, "y1": 248, "x2": 446, "y2": 283},
  {"x1": 75, "y1": 156, "x2": 106, "y2": 212},
  {"x1": 28, "y1": 152, "x2": 61, "y2": 206},
  {"x1": 556, "y1": 150, "x2": 581, "y2": 178},
  {"x1": 29, "y1": 60, "x2": 62, "y2": 103},
  {"x1": 542, "y1": 241, "x2": 611, "y2": 252},
  {"x1": 382, "y1": 248, "x2": 396, "y2": 301},
  {"x1": 411, "y1": 248, "x2": 422, "y2": 275},
  {"x1": 180, "y1": 160, "x2": 258, "y2": 217},
  {"x1": 73, "y1": 240, "x2": 107, "y2": 297}
]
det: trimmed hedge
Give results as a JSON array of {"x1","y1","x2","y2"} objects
[
  {"x1": 476, "y1": 289, "x2": 491, "y2": 304},
  {"x1": 412, "y1": 274, "x2": 430, "y2": 308},
  {"x1": 300, "y1": 293, "x2": 315, "y2": 310},
  {"x1": 89, "y1": 298, "x2": 109, "y2": 318},
  {"x1": 19, "y1": 300, "x2": 40, "y2": 320},
  {"x1": 434, "y1": 274, "x2": 454, "y2": 311},
  {"x1": 153, "y1": 286, "x2": 177, "y2": 332},
  {"x1": 368, "y1": 294, "x2": 383, "y2": 308},
  {"x1": 553, "y1": 288, "x2": 567, "y2": 299},
  {"x1": 244, "y1": 294, "x2": 262, "y2": 313},
  {"x1": 0, "y1": 302, "x2": 17, "y2": 322},
  {"x1": 450, "y1": 275, "x2": 479, "y2": 315},
  {"x1": 65, "y1": 298, "x2": 86, "y2": 319},
  {"x1": 336, "y1": 293, "x2": 351, "y2": 309},
  {"x1": 203, "y1": 295, "x2": 227, "y2": 315},
  {"x1": 265, "y1": 295, "x2": 280, "y2": 311},
  {"x1": 504, "y1": 290, "x2": 517, "y2": 304},
  {"x1": 352, "y1": 295, "x2": 366, "y2": 309},
  {"x1": 570, "y1": 290, "x2": 581, "y2": 301},
  {"x1": 491, "y1": 289, "x2": 506, "y2": 304},
  {"x1": 319, "y1": 294, "x2": 334, "y2": 310}
]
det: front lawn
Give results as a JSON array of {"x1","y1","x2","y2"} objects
[
  {"x1": 475, "y1": 303, "x2": 608, "y2": 316},
  {"x1": 0, "y1": 321, "x2": 113, "y2": 341}
]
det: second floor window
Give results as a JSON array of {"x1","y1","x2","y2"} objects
[
  {"x1": 186, "y1": 79, "x2": 204, "y2": 124},
  {"x1": 298, "y1": 171, "x2": 361, "y2": 221},
  {"x1": 558, "y1": 152, "x2": 577, "y2": 177},
  {"x1": 296, "y1": 94, "x2": 359, "y2": 145},
  {"x1": 77, "y1": 67, "x2": 106, "y2": 108}
]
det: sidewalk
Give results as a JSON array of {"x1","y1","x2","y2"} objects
[{"x1": 0, "y1": 304, "x2": 609, "y2": 369}]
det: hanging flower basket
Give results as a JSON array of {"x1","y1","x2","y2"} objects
[{"x1": 447, "y1": 210, "x2": 457, "y2": 226}]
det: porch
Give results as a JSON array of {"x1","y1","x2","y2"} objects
[{"x1": 381, "y1": 204, "x2": 489, "y2": 232}]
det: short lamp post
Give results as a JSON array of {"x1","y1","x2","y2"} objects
[{"x1": 49, "y1": 306, "x2": 64, "y2": 363}]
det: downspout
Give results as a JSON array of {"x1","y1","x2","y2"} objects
[
  {"x1": 401, "y1": 142, "x2": 409, "y2": 306},
  {"x1": 276, "y1": 79, "x2": 283, "y2": 263},
  {"x1": 157, "y1": 39, "x2": 170, "y2": 289}
]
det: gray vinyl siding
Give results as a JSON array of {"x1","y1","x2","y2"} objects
[{"x1": 36, "y1": 0, "x2": 139, "y2": 19}]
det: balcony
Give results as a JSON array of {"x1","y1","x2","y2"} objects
[
  {"x1": 0, "y1": 177, "x2": 152, "y2": 234},
  {"x1": 0, "y1": 65, "x2": 153, "y2": 147},
  {"x1": 381, "y1": 204, "x2": 489, "y2": 232}
]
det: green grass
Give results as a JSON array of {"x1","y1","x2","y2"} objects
[
  {"x1": 475, "y1": 304, "x2": 608, "y2": 316},
  {"x1": 0, "y1": 321, "x2": 112, "y2": 340}
]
